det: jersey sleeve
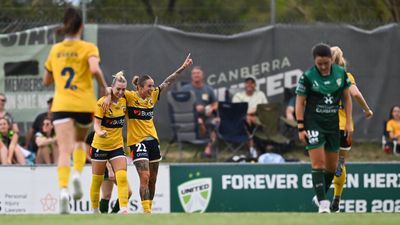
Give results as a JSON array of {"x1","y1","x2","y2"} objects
[
  {"x1": 386, "y1": 120, "x2": 394, "y2": 132},
  {"x1": 347, "y1": 72, "x2": 356, "y2": 86},
  {"x1": 343, "y1": 72, "x2": 352, "y2": 89},
  {"x1": 94, "y1": 98, "x2": 105, "y2": 119},
  {"x1": 87, "y1": 43, "x2": 100, "y2": 62},
  {"x1": 152, "y1": 87, "x2": 161, "y2": 104},
  {"x1": 295, "y1": 74, "x2": 309, "y2": 96}
]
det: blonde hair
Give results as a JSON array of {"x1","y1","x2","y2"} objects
[
  {"x1": 111, "y1": 71, "x2": 127, "y2": 85},
  {"x1": 331, "y1": 46, "x2": 347, "y2": 68}
]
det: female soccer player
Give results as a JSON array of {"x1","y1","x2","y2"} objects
[
  {"x1": 330, "y1": 46, "x2": 373, "y2": 212},
  {"x1": 103, "y1": 54, "x2": 193, "y2": 213},
  {"x1": 295, "y1": 43, "x2": 352, "y2": 213},
  {"x1": 42, "y1": 7, "x2": 109, "y2": 214},
  {"x1": 90, "y1": 72, "x2": 130, "y2": 214}
]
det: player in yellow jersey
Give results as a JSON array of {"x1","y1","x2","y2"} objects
[
  {"x1": 330, "y1": 46, "x2": 373, "y2": 212},
  {"x1": 103, "y1": 54, "x2": 193, "y2": 213},
  {"x1": 42, "y1": 7, "x2": 109, "y2": 214},
  {"x1": 89, "y1": 72, "x2": 130, "y2": 214}
]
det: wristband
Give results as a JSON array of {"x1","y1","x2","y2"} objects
[
  {"x1": 298, "y1": 127, "x2": 305, "y2": 132},
  {"x1": 297, "y1": 120, "x2": 304, "y2": 124}
]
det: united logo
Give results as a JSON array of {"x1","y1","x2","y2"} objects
[{"x1": 177, "y1": 178, "x2": 212, "y2": 213}]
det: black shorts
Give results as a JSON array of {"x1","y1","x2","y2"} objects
[
  {"x1": 340, "y1": 130, "x2": 352, "y2": 151},
  {"x1": 85, "y1": 131, "x2": 95, "y2": 146},
  {"x1": 52, "y1": 112, "x2": 93, "y2": 126},
  {"x1": 129, "y1": 139, "x2": 162, "y2": 163},
  {"x1": 90, "y1": 147, "x2": 126, "y2": 161}
]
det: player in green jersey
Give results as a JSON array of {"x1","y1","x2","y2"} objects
[{"x1": 295, "y1": 43, "x2": 353, "y2": 213}]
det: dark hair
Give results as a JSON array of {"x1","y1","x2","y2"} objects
[
  {"x1": 132, "y1": 75, "x2": 152, "y2": 87},
  {"x1": 57, "y1": 7, "x2": 82, "y2": 36},
  {"x1": 312, "y1": 43, "x2": 332, "y2": 59},
  {"x1": 389, "y1": 105, "x2": 400, "y2": 120}
]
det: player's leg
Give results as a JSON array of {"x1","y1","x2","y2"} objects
[
  {"x1": 53, "y1": 117, "x2": 76, "y2": 214},
  {"x1": 110, "y1": 150, "x2": 129, "y2": 213},
  {"x1": 90, "y1": 159, "x2": 106, "y2": 213},
  {"x1": 13, "y1": 145, "x2": 26, "y2": 165},
  {"x1": 71, "y1": 117, "x2": 92, "y2": 200},
  {"x1": 100, "y1": 178, "x2": 114, "y2": 213},
  {"x1": 131, "y1": 142, "x2": 151, "y2": 213},
  {"x1": 148, "y1": 139, "x2": 162, "y2": 211},
  {"x1": 0, "y1": 143, "x2": 8, "y2": 164}
]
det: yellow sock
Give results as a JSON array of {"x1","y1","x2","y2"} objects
[
  {"x1": 333, "y1": 165, "x2": 346, "y2": 198},
  {"x1": 73, "y1": 148, "x2": 86, "y2": 173},
  {"x1": 142, "y1": 200, "x2": 151, "y2": 213},
  {"x1": 116, "y1": 170, "x2": 129, "y2": 209},
  {"x1": 58, "y1": 166, "x2": 70, "y2": 188},
  {"x1": 90, "y1": 174, "x2": 104, "y2": 209},
  {"x1": 149, "y1": 200, "x2": 152, "y2": 211}
]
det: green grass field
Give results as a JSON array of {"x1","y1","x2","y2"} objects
[{"x1": 2, "y1": 213, "x2": 400, "y2": 225}]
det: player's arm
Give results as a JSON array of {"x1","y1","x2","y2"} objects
[
  {"x1": 342, "y1": 88, "x2": 353, "y2": 139},
  {"x1": 42, "y1": 69, "x2": 54, "y2": 86},
  {"x1": 94, "y1": 117, "x2": 107, "y2": 138},
  {"x1": 349, "y1": 85, "x2": 373, "y2": 119},
  {"x1": 159, "y1": 53, "x2": 193, "y2": 91},
  {"x1": 295, "y1": 95, "x2": 307, "y2": 143},
  {"x1": 7, "y1": 133, "x2": 19, "y2": 164},
  {"x1": 89, "y1": 56, "x2": 109, "y2": 97},
  {"x1": 35, "y1": 134, "x2": 56, "y2": 147}
]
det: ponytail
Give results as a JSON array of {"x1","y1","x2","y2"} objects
[{"x1": 57, "y1": 7, "x2": 83, "y2": 36}]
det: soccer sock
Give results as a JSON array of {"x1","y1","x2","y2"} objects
[
  {"x1": 58, "y1": 166, "x2": 70, "y2": 188},
  {"x1": 111, "y1": 199, "x2": 120, "y2": 213},
  {"x1": 141, "y1": 200, "x2": 151, "y2": 213},
  {"x1": 73, "y1": 147, "x2": 86, "y2": 173},
  {"x1": 90, "y1": 174, "x2": 104, "y2": 209},
  {"x1": 99, "y1": 199, "x2": 110, "y2": 213},
  {"x1": 312, "y1": 168, "x2": 326, "y2": 201},
  {"x1": 333, "y1": 165, "x2": 346, "y2": 198},
  {"x1": 149, "y1": 200, "x2": 152, "y2": 211},
  {"x1": 116, "y1": 170, "x2": 129, "y2": 209},
  {"x1": 324, "y1": 171, "x2": 335, "y2": 194}
]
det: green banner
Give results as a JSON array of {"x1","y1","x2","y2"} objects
[
  {"x1": 170, "y1": 163, "x2": 400, "y2": 213},
  {"x1": 0, "y1": 25, "x2": 98, "y2": 135}
]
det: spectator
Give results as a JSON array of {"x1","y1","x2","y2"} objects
[
  {"x1": 232, "y1": 76, "x2": 268, "y2": 158},
  {"x1": 386, "y1": 105, "x2": 400, "y2": 141},
  {"x1": 25, "y1": 97, "x2": 53, "y2": 153},
  {"x1": 0, "y1": 117, "x2": 25, "y2": 165},
  {"x1": 0, "y1": 93, "x2": 20, "y2": 142},
  {"x1": 35, "y1": 117, "x2": 58, "y2": 164},
  {"x1": 181, "y1": 66, "x2": 218, "y2": 157}
]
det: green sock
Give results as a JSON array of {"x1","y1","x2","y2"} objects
[
  {"x1": 99, "y1": 199, "x2": 109, "y2": 213},
  {"x1": 324, "y1": 171, "x2": 334, "y2": 193},
  {"x1": 312, "y1": 169, "x2": 326, "y2": 201},
  {"x1": 111, "y1": 199, "x2": 120, "y2": 213}
]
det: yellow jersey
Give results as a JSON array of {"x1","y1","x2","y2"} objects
[
  {"x1": 125, "y1": 87, "x2": 161, "y2": 146},
  {"x1": 339, "y1": 72, "x2": 356, "y2": 130},
  {"x1": 92, "y1": 97, "x2": 126, "y2": 151},
  {"x1": 386, "y1": 119, "x2": 400, "y2": 138},
  {"x1": 45, "y1": 39, "x2": 100, "y2": 113}
]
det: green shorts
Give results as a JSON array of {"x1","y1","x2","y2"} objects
[{"x1": 305, "y1": 129, "x2": 340, "y2": 152}]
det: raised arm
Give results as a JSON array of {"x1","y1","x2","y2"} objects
[{"x1": 159, "y1": 53, "x2": 193, "y2": 91}]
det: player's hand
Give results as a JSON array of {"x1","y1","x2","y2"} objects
[
  {"x1": 344, "y1": 123, "x2": 353, "y2": 144},
  {"x1": 101, "y1": 94, "x2": 112, "y2": 112},
  {"x1": 298, "y1": 130, "x2": 308, "y2": 144},
  {"x1": 97, "y1": 130, "x2": 107, "y2": 138},
  {"x1": 180, "y1": 53, "x2": 193, "y2": 70},
  {"x1": 364, "y1": 109, "x2": 373, "y2": 119}
]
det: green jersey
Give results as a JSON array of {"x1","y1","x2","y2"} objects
[{"x1": 295, "y1": 64, "x2": 351, "y2": 133}]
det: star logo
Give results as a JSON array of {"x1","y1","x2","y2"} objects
[{"x1": 40, "y1": 193, "x2": 58, "y2": 212}]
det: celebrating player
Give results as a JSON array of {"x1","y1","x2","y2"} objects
[
  {"x1": 103, "y1": 54, "x2": 193, "y2": 213},
  {"x1": 295, "y1": 43, "x2": 352, "y2": 213},
  {"x1": 90, "y1": 72, "x2": 130, "y2": 214},
  {"x1": 42, "y1": 7, "x2": 109, "y2": 214},
  {"x1": 330, "y1": 46, "x2": 373, "y2": 212}
]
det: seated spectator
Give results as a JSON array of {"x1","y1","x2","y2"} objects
[
  {"x1": 0, "y1": 117, "x2": 25, "y2": 165},
  {"x1": 35, "y1": 118, "x2": 58, "y2": 164},
  {"x1": 0, "y1": 93, "x2": 20, "y2": 140},
  {"x1": 24, "y1": 97, "x2": 53, "y2": 153},
  {"x1": 181, "y1": 66, "x2": 218, "y2": 157},
  {"x1": 386, "y1": 105, "x2": 400, "y2": 141},
  {"x1": 232, "y1": 76, "x2": 268, "y2": 158}
]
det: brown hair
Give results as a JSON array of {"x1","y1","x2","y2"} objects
[
  {"x1": 57, "y1": 7, "x2": 82, "y2": 36},
  {"x1": 132, "y1": 75, "x2": 152, "y2": 87}
]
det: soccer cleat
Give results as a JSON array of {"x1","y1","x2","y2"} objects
[
  {"x1": 312, "y1": 195, "x2": 320, "y2": 207},
  {"x1": 59, "y1": 188, "x2": 70, "y2": 214},
  {"x1": 118, "y1": 207, "x2": 129, "y2": 214},
  {"x1": 318, "y1": 200, "x2": 331, "y2": 213},
  {"x1": 330, "y1": 198, "x2": 340, "y2": 213},
  {"x1": 71, "y1": 172, "x2": 83, "y2": 200},
  {"x1": 93, "y1": 208, "x2": 100, "y2": 214}
]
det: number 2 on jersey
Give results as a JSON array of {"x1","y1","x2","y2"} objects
[{"x1": 61, "y1": 67, "x2": 77, "y2": 90}]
